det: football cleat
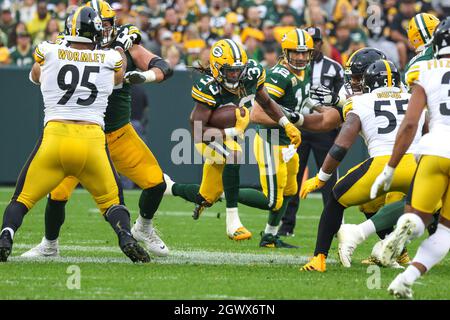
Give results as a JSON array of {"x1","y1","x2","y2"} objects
[
  {"x1": 337, "y1": 224, "x2": 365, "y2": 267},
  {"x1": 300, "y1": 254, "x2": 326, "y2": 272},
  {"x1": 21, "y1": 237, "x2": 59, "y2": 258},
  {"x1": 370, "y1": 239, "x2": 404, "y2": 269},
  {"x1": 192, "y1": 200, "x2": 212, "y2": 220},
  {"x1": 163, "y1": 173, "x2": 175, "y2": 196},
  {"x1": 378, "y1": 218, "x2": 415, "y2": 267},
  {"x1": 227, "y1": 226, "x2": 252, "y2": 241},
  {"x1": 0, "y1": 229, "x2": 13, "y2": 262},
  {"x1": 118, "y1": 230, "x2": 151, "y2": 263},
  {"x1": 388, "y1": 273, "x2": 414, "y2": 299},
  {"x1": 259, "y1": 232, "x2": 298, "y2": 248},
  {"x1": 131, "y1": 223, "x2": 169, "y2": 257}
]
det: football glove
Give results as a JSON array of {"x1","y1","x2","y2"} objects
[
  {"x1": 300, "y1": 175, "x2": 326, "y2": 199},
  {"x1": 112, "y1": 28, "x2": 134, "y2": 51},
  {"x1": 284, "y1": 123, "x2": 301, "y2": 148},
  {"x1": 370, "y1": 165, "x2": 395, "y2": 199},
  {"x1": 234, "y1": 107, "x2": 250, "y2": 134},
  {"x1": 310, "y1": 85, "x2": 340, "y2": 106},
  {"x1": 124, "y1": 70, "x2": 152, "y2": 84}
]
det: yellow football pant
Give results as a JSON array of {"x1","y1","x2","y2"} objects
[
  {"x1": 14, "y1": 122, "x2": 122, "y2": 213},
  {"x1": 49, "y1": 123, "x2": 164, "y2": 203},
  {"x1": 195, "y1": 139, "x2": 241, "y2": 204},
  {"x1": 254, "y1": 133, "x2": 299, "y2": 211},
  {"x1": 334, "y1": 154, "x2": 417, "y2": 208},
  {"x1": 408, "y1": 155, "x2": 450, "y2": 220}
]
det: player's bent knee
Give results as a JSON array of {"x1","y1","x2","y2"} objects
[{"x1": 104, "y1": 204, "x2": 130, "y2": 220}]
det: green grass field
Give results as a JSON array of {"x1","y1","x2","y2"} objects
[{"x1": 0, "y1": 187, "x2": 448, "y2": 300}]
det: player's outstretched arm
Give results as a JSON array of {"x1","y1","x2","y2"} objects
[
  {"x1": 30, "y1": 62, "x2": 41, "y2": 85},
  {"x1": 301, "y1": 107, "x2": 343, "y2": 132},
  {"x1": 255, "y1": 86, "x2": 301, "y2": 147},
  {"x1": 300, "y1": 113, "x2": 361, "y2": 198},
  {"x1": 126, "y1": 44, "x2": 173, "y2": 84},
  {"x1": 388, "y1": 84, "x2": 427, "y2": 168}
]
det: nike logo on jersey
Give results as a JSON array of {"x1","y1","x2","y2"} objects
[{"x1": 270, "y1": 78, "x2": 278, "y2": 83}]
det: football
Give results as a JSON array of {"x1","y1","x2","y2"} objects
[{"x1": 207, "y1": 104, "x2": 245, "y2": 129}]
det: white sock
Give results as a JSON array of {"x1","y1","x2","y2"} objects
[
  {"x1": 402, "y1": 265, "x2": 422, "y2": 285},
  {"x1": 1, "y1": 228, "x2": 14, "y2": 240},
  {"x1": 226, "y1": 207, "x2": 242, "y2": 232},
  {"x1": 397, "y1": 213, "x2": 425, "y2": 240},
  {"x1": 137, "y1": 216, "x2": 152, "y2": 230},
  {"x1": 359, "y1": 220, "x2": 376, "y2": 240},
  {"x1": 264, "y1": 224, "x2": 279, "y2": 236},
  {"x1": 43, "y1": 237, "x2": 58, "y2": 246},
  {"x1": 411, "y1": 223, "x2": 450, "y2": 271}
]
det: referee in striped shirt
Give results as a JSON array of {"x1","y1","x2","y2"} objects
[{"x1": 278, "y1": 27, "x2": 344, "y2": 237}]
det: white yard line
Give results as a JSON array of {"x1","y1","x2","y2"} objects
[{"x1": 12, "y1": 243, "x2": 336, "y2": 265}]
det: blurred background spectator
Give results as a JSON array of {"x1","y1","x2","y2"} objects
[{"x1": 0, "y1": 0, "x2": 443, "y2": 75}]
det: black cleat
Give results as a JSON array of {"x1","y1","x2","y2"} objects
[
  {"x1": 0, "y1": 230, "x2": 13, "y2": 262},
  {"x1": 192, "y1": 200, "x2": 212, "y2": 220},
  {"x1": 118, "y1": 231, "x2": 150, "y2": 263},
  {"x1": 259, "y1": 231, "x2": 299, "y2": 249}
]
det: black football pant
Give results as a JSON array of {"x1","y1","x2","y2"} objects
[{"x1": 279, "y1": 129, "x2": 339, "y2": 235}]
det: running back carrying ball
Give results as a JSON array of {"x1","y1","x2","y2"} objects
[{"x1": 207, "y1": 104, "x2": 245, "y2": 129}]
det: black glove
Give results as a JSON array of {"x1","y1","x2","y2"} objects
[{"x1": 310, "y1": 85, "x2": 340, "y2": 106}]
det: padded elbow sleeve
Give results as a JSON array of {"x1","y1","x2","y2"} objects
[{"x1": 148, "y1": 57, "x2": 173, "y2": 80}]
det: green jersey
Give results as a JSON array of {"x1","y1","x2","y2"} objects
[
  {"x1": 258, "y1": 63, "x2": 311, "y2": 145},
  {"x1": 104, "y1": 48, "x2": 136, "y2": 133},
  {"x1": 191, "y1": 59, "x2": 266, "y2": 109},
  {"x1": 9, "y1": 46, "x2": 34, "y2": 67},
  {"x1": 402, "y1": 46, "x2": 434, "y2": 85}
]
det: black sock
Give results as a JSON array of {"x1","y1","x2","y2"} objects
[
  {"x1": 427, "y1": 211, "x2": 440, "y2": 235},
  {"x1": 2, "y1": 201, "x2": 28, "y2": 234},
  {"x1": 105, "y1": 205, "x2": 131, "y2": 235},
  {"x1": 314, "y1": 196, "x2": 345, "y2": 257},
  {"x1": 223, "y1": 164, "x2": 240, "y2": 208},
  {"x1": 363, "y1": 211, "x2": 393, "y2": 240},
  {"x1": 45, "y1": 199, "x2": 67, "y2": 241},
  {"x1": 139, "y1": 181, "x2": 166, "y2": 219}
]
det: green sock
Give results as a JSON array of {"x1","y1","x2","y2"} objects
[
  {"x1": 172, "y1": 183, "x2": 200, "y2": 203},
  {"x1": 139, "y1": 181, "x2": 166, "y2": 220},
  {"x1": 371, "y1": 200, "x2": 405, "y2": 232},
  {"x1": 223, "y1": 164, "x2": 240, "y2": 208},
  {"x1": 238, "y1": 188, "x2": 269, "y2": 210},
  {"x1": 45, "y1": 199, "x2": 67, "y2": 241},
  {"x1": 267, "y1": 196, "x2": 293, "y2": 227}
]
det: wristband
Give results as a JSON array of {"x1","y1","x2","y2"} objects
[
  {"x1": 142, "y1": 69, "x2": 157, "y2": 83},
  {"x1": 293, "y1": 113, "x2": 304, "y2": 126},
  {"x1": 278, "y1": 116, "x2": 290, "y2": 127},
  {"x1": 224, "y1": 127, "x2": 239, "y2": 137},
  {"x1": 318, "y1": 168, "x2": 332, "y2": 182}
]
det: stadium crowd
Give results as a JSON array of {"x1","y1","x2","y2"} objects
[{"x1": 0, "y1": 0, "x2": 448, "y2": 71}]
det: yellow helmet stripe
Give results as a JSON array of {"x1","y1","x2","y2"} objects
[
  {"x1": 347, "y1": 48, "x2": 364, "y2": 65},
  {"x1": 382, "y1": 60, "x2": 392, "y2": 87},
  {"x1": 71, "y1": 6, "x2": 83, "y2": 37}
]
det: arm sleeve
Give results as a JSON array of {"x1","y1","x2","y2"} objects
[
  {"x1": 191, "y1": 77, "x2": 217, "y2": 108},
  {"x1": 264, "y1": 71, "x2": 288, "y2": 100}
]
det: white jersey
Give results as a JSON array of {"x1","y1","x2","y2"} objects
[
  {"x1": 406, "y1": 58, "x2": 450, "y2": 159},
  {"x1": 34, "y1": 41, "x2": 123, "y2": 128},
  {"x1": 343, "y1": 87, "x2": 424, "y2": 157}
]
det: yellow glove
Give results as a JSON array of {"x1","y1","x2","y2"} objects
[
  {"x1": 235, "y1": 107, "x2": 250, "y2": 134},
  {"x1": 300, "y1": 175, "x2": 326, "y2": 199},
  {"x1": 284, "y1": 123, "x2": 302, "y2": 148}
]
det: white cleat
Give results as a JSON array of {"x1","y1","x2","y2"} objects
[
  {"x1": 20, "y1": 237, "x2": 59, "y2": 258},
  {"x1": 131, "y1": 223, "x2": 169, "y2": 257},
  {"x1": 379, "y1": 219, "x2": 415, "y2": 267},
  {"x1": 337, "y1": 224, "x2": 364, "y2": 267},
  {"x1": 371, "y1": 239, "x2": 404, "y2": 269},
  {"x1": 388, "y1": 273, "x2": 414, "y2": 299},
  {"x1": 163, "y1": 173, "x2": 175, "y2": 196}
]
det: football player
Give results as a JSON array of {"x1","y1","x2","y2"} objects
[
  {"x1": 299, "y1": 60, "x2": 425, "y2": 271},
  {"x1": 21, "y1": 0, "x2": 173, "y2": 258},
  {"x1": 370, "y1": 18, "x2": 450, "y2": 299},
  {"x1": 249, "y1": 28, "x2": 313, "y2": 248},
  {"x1": 189, "y1": 39, "x2": 301, "y2": 240},
  {"x1": 0, "y1": 6, "x2": 149, "y2": 263}
]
